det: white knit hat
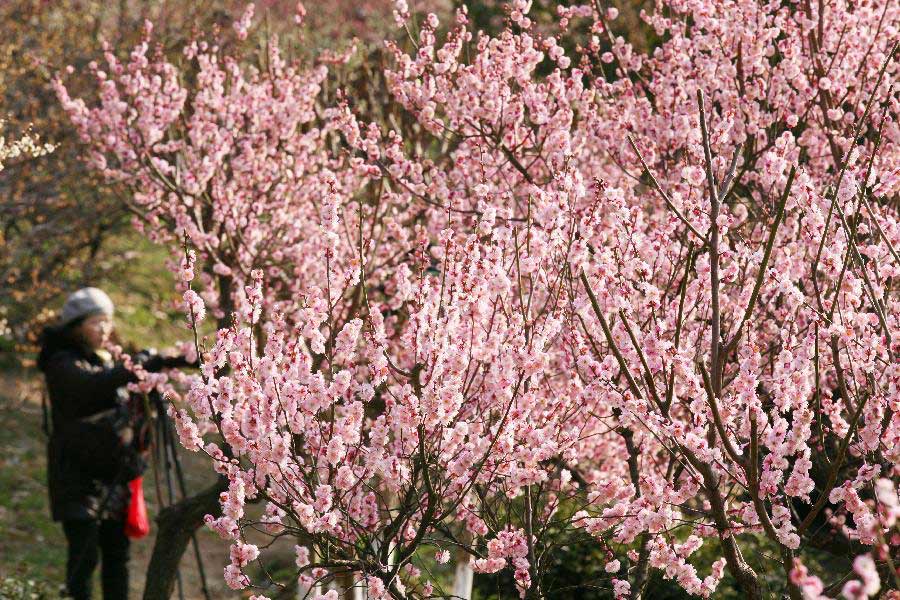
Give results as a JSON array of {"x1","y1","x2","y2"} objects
[{"x1": 60, "y1": 287, "x2": 114, "y2": 326}]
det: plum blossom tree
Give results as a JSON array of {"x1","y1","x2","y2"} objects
[{"x1": 58, "y1": 0, "x2": 900, "y2": 598}]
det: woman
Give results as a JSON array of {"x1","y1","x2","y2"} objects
[{"x1": 37, "y1": 288, "x2": 187, "y2": 600}]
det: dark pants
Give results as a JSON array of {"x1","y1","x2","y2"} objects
[{"x1": 62, "y1": 519, "x2": 130, "y2": 600}]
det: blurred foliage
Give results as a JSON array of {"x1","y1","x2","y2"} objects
[
  {"x1": 0, "y1": 576, "x2": 58, "y2": 600},
  {"x1": 470, "y1": 529, "x2": 851, "y2": 599},
  {"x1": 464, "y1": 491, "x2": 852, "y2": 598},
  {"x1": 461, "y1": 0, "x2": 659, "y2": 79}
]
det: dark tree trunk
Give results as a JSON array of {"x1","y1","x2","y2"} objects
[{"x1": 142, "y1": 478, "x2": 227, "y2": 600}]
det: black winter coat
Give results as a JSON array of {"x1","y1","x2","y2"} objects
[
  {"x1": 41, "y1": 343, "x2": 136, "y2": 521},
  {"x1": 38, "y1": 331, "x2": 180, "y2": 522}
]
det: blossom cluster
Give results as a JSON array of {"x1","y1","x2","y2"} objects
[
  {"x1": 0, "y1": 118, "x2": 55, "y2": 172},
  {"x1": 58, "y1": 0, "x2": 900, "y2": 598}
]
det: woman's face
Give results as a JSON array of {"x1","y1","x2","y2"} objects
[{"x1": 78, "y1": 314, "x2": 113, "y2": 350}]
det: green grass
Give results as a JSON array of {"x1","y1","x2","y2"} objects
[
  {"x1": 98, "y1": 234, "x2": 190, "y2": 351},
  {"x1": 0, "y1": 382, "x2": 66, "y2": 588}
]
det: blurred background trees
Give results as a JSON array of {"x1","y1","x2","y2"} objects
[
  {"x1": 1, "y1": 0, "x2": 208, "y2": 359},
  {"x1": 0, "y1": 0, "x2": 427, "y2": 361}
]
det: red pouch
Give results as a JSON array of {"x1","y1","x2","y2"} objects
[{"x1": 124, "y1": 477, "x2": 150, "y2": 539}]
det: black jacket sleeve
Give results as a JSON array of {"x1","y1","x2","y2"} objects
[
  {"x1": 161, "y1": 354, "x2": 199, "y2": 369},
  {"x1": 44, "y1": 351, "x2": 136, "y2": 420},
  {"x1": 135, "y1": 352, "x2": 198, "y2": 371}
]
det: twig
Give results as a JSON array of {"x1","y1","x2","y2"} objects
[{"x1": 627, "y1": 135, "x2": 707, "y2": 243}]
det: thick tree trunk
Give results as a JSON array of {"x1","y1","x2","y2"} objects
[{"x1": 143, "y1": 478, "x2": 227, "y2": 600}]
